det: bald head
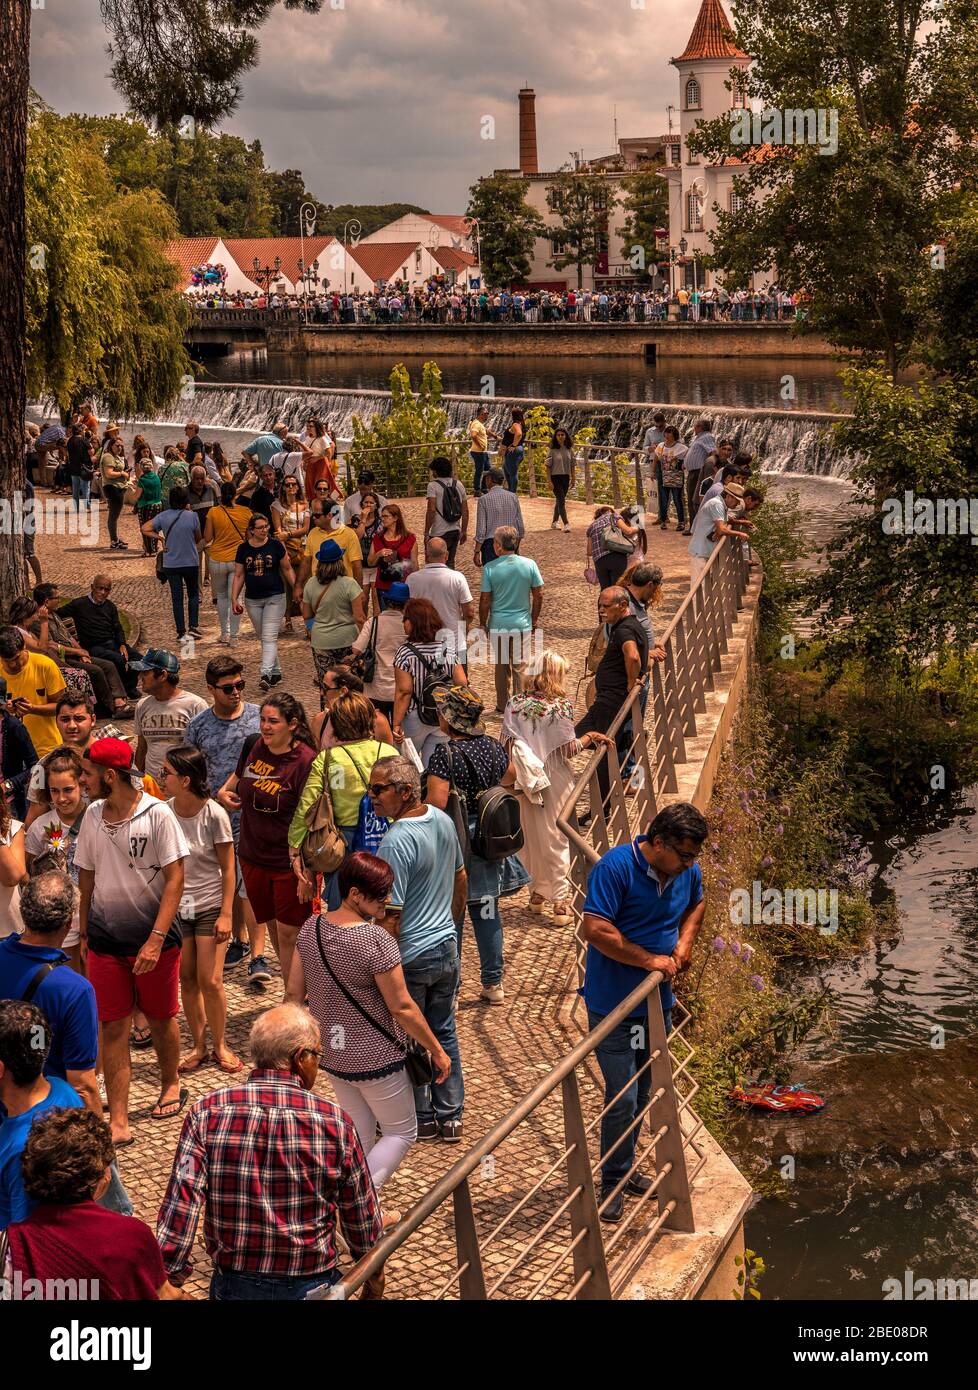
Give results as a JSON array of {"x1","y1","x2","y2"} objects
[
  {"x1": 426, "y1": 537, "x2": 448, "y2": 563},
  {"x1": 597, "y1": 586, "x2": 629, "y2": 620}
]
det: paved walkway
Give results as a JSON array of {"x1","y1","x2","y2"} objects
[{"x1": 30, "y1": 489, "x2": 694, "y2": 1298}]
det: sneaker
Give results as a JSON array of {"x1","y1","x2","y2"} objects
[
  {"x1": 269, "y1": 672, "x2": 283, "y2": 686},
  {"x1": 600, "y1": 1189, "x2": 624, "y2": 1224},
  {"x1": 258, "y1": 675, "x2": 271, "y2": 693},
  {"x1": 224, "y1": 940, "x2": 250, "y2": 969},
  {"x1": 626, "y1": 1172, "x2": 654, "y2": 1197},
  {"x1": 563, "y1": 524, "x2": 571, "y2": 532},
  {"x1": 416, "y1": 1118, "x2": 439, "y2": 1141},
  {"x1": 439, "y1": 1119, "x2": 464, "y2": 1144},
  {"x1": 480, "y1": 983, "x2": 505, "y2": 1005},
  {"x1": 189, "y1": 627, "x2": 203, "y2": 639},
  {"x1": 551, "y1": 522, "x2": 559, "y2": 530},
  {"x1": 248, "y1": 955, "x2": 272, "y2": 985}
]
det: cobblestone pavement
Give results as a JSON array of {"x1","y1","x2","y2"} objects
[{"x1": 31, "y1": 489, "x2": 693, "y2": 1299}]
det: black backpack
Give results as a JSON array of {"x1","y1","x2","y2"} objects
[
  {"x1": 436, "y1": 479, "x2": 463, "y2": 526},
  {"x1": 451, "y1": 742, "x2": 524, "y2": 862},
  {"x1": 405, "y1": 641, "x2": 451, "y2": 726}
]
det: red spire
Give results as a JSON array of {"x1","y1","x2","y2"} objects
[{"x1": 674, "y1": 0, "x2": 748, "y2": 61}]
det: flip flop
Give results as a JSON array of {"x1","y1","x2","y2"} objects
[
  {"x1": 113, "y1": 1136, "x2": 136, "y2": 1149},
  {"x1": 212, "y1": 1053, "x2": 244, "y2": 1075},
  {"x1": 130, "y1": 1025, "x2": 152, "y2": 1048},
  {"x1": 150, "y1": 1087, "x2": 189, "y2": 1121}
]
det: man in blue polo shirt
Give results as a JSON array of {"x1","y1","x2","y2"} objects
[
  {"x1": 582, "y1": 802, "x2": 708, "y2": 1224},
  {"x1": 0, "y1": 872, "x2": 98, "y2": 1112}
]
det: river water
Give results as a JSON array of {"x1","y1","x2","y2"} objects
[{"x1": 148, "y1": 352, "x2": 977, "y2": 1299}]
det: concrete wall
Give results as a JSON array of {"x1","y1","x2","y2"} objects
[{"x1": 267, "y1": 322, "x2": 837, "y2": 360}]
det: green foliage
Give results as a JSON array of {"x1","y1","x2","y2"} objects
[
  {"x1": 546, "y1": 170, "x2": 611, "y2": 289},
  {"x1": 618, "y1": 168, "x2": 669, "y2": 282},
  {"x1": 802, "y1": 368, "x2": 978, "y2": 672},
  {"x1": 742, "y1": 488, "x2": 806, "y2": 660},
  {"x1": 689, "y1": 0, "x2": 978, "y2": 374},
  {"x1": 734, "y1": 1249, "x2": 766, "y2": 1300},
  {"x1": 26, "y1": 110, "x2": 191, "y2": 417},
  {"x1": 348, "y1": 363, "x2": 460, "y2": 496},
  {"x1": 466, "y1": 174, "x2": 545, "y2": 286},
  {"x1": 522, "y1": 403, "x2": 555, "y2": 493}
]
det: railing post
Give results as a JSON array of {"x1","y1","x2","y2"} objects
[
  {"x1": 584, "y1": 453, "x2": 594, "y2": 504},
  {"x1": 610, "y1": 455, "x2": 622, "y2": 508},
  {"x1": 561, "y1": 1071, "x2": 613, "y2": 1299},
  {"x1": 452, "y1": 1178, "x2": 488, "y2": 1299},
  {"x1": 645, "y1": 995, "x2": 695, "y2": 1233}
]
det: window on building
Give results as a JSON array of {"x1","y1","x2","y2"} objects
[
  {"x1": 685, "y1": 78, "x2": 701, "y2": 110},
  {"x1": 729, "y1": 191, "x2": 745, "y2": 215},
  {"x1": 593, "y1": 186, "x2": 608, "y2": 211},
  {"x1": 671, "y1": 143, "x2": 681, "y2": 165},
  {"x1": 551, "y1": 235, "x2": 567, "y2": 257},
  {"x1": 415, "y1": 249, "x2": 422, "y2": 271},
  {"x1": 731, "y1": 76, "x2": 747, "y2": 109},
  {"x1": 686, "y1": 142, "x2": 699, "y2": 165},
  {"x1": 686, "y1": 192, "x2": 704, "y2": 232}
]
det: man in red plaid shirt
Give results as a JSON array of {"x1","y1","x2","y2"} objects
[{"x1": 157, "y1": 1004, "x2": 384, "y2": 1299}]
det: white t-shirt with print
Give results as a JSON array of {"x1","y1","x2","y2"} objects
[{"x1": 135, "y1": 691, "x2": 209, "y2": 784}]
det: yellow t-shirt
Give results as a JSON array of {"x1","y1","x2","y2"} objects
[
  {"x1": 207, "y1": 503, "x2": 253, "y2": 563},
  {"x1": 4, "y1": 652, "x2": 67, "y2": 756},
  {"x1": 304, "y1": 523, "x2": 361, "y2": 579},
  {"x1": 469, "y1": 419, "x2": 489, "y2": 452}
]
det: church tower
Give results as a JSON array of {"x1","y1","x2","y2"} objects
[{"x1": 663, "y1": 0, "x2": 752, "y2": 291}]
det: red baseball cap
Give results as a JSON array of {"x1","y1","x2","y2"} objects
[{"x1": 86, "y1": 737, "x2": 133, "y2": 771}]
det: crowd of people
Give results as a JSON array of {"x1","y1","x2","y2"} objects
[
  {"x1": 0, "y1": 400, "x2": 761, "y2": 1300},
  {"x1": 190, "y1": 280, "x2": 804, "y2": 326}
]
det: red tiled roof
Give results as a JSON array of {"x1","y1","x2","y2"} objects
[
  {"x1": 346, "y1": 242, "x2": 425, "y2": 284},
  {"x1": 433, "y1": 247, "x2": 478, "y2": 271},
  {"x1": 166, "y1": 237, "x2": 222, "y2": 287},
  {"x1": 675, "y1": 0, "x2": 748, "y2": 61},
  {"x1": 426, "y1": 215, "x2": 473, "y2": 236},
  {"x1": 222, "y1": 236, "x2": 336, "y2": 286}
]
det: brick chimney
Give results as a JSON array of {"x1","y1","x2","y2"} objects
[{"x1": 518, "y1": 88, "x2": 539, "y2": 174}]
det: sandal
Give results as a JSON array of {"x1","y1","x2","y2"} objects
[
  {"x1": 529, "y1": 894, "x2": 547, "y2": 913},
  {"x1": 150, "y1": 1088, "x2": 189, "y2": 1121},
  {"x1": 113, "y1": 1136, "x2": 136, "y2": 1150},
  {"x1": 130, "y1": 1025, "x2": 152, "y2": 1049},
  {"x1": 212, "y1": 1053, "x2": 244, "y2": 1075}
]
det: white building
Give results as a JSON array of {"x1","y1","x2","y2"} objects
[
  {"x1": 167, "y1": 235, "x2": 368, "y2": 296},
  {"x1": 659, "y1": 0, "x2": 762, "y2": 291}
]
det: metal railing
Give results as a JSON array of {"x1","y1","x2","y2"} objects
[{"x1": 314, "y1": 533, "x2": 752, "y2": 1301}]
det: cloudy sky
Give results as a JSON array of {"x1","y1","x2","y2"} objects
[{"x1": 30, "y1": 0, "x2": 705, "y2": 211}]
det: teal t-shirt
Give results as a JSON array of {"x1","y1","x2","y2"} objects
[
  {"x1": 137, "y1": 471, "x2": 162, "y2": 506},
  {"x1": 376, "y1": 807, "x2": 463, "y2": 965},
  {"x1": 480, "y1": 554, "x2": 544, "y2": 632}
]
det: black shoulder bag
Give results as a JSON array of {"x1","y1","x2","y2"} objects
[{"x1": 314, "y1": 915, "x2": 434, "y2": 1086}]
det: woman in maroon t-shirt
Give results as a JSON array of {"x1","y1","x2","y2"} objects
[
  {"x1": 217, "y1": 692, "x2": 318, "y2": 990},
  {"x1": 370, "y1": 504, "x2": 418, "y2": 611}
]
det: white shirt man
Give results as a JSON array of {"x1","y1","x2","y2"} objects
[{"x1": 408, "y1": 540, "x2": 475, "y2": 664}]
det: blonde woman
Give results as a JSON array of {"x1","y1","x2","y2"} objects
[{"x1": 501, "y1": 651, "x2": 610, "y2": 926}]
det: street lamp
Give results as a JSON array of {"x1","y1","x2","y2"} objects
[
  {"x1": 251, "y1": 255, "x2": 282, "y2": 297},
  {"x1": 343, "y1": 218, "x2": 362, "y2": 302},
  {"x1": 467, "y1": 216, "x2": 483, "y2": 290},
  {"x1": 299, "y1": 201, "x2": 318, "y2": 323}
]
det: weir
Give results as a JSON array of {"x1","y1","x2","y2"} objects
[{"x1": 167, "y1": 381, "x2": 853, "y2": 477}]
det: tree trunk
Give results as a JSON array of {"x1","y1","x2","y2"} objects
[{"x1": 0, "y1": 0, "x2": 29, "y2": 619}]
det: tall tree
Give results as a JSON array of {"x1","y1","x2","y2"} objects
[
  {"x1": 0, "y1": 1, "x2": 324, "y2": 608},
  {"x1": 689, "y1": 0, "x2": 978, "y2": 377},
  {"x1": 619, "y1": 167, "x2": 669, "y2": 283},
  {"x1": 545, "y1": 169, "x2": 611, "y2": 289},
  {"x1": 466, "y1": 174, "x2": 545, "y2": 286}
]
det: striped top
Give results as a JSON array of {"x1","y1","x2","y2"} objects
[{"x1": 475, "y1": 485, "x2": 525, "y2": 543}]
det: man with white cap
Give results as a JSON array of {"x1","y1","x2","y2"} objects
[{"x1": 686, "y1": 480, "x2": 753, "y2": 588}]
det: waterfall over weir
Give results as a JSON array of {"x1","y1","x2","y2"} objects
[{"x1": 154, "y1": 382, "x2": 855, "y2": 478}]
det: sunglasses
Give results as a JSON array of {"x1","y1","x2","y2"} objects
[
  {"x1": 368, "y1": 782, "x2": 395, "y2": 796},
  {"x1": 216, "y1": 679, "x2": 246, "y2": 695}
]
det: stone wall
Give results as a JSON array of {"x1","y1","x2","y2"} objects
[{"x1": 266, "y1": 322, "x2": 838, "y2": 361}]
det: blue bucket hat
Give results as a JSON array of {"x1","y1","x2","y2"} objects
[{"x1": 317, "y1": 539, "x2": 344, "y2": 564}]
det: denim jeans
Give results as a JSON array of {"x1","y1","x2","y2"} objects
[
  {"x1": 209, "y1": 558, "x2": 239, "y2": 639},
  {"x1": 470, "y1": 451, "x2": 490, "y2": 495},
  {"x1": 653, "y1": 458, "x2": 667, "y2": 523},
  {"x1": 71, "y1": 475, "x2": 91, "y2": 512},
  {"x1": 587, "y1": 1005, "x2": 673, "y2": 1189},
  {"x1": 211, "y1": 1266, "x2": 340, "y2": 1301},
  {"x1": 165, "y1": 565, "x2": 200, "y2": 637},
  {"x1": 456, "y1": 897, "x2": 503, "y2": 987},
  {"x1": 402, "y1": 936, "x2": 464, "y2": 1123},
  {"x1": 97, "y1": 1160, "x2": 133, "y2": 1216},
  {"x1": 503, "y1": 446, "x2": 524, "y2": 493},
  {"x1": 245, "y1": 591, "x2": 287, "y2": 676}
]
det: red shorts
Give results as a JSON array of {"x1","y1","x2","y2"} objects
[
  {"x1": 88, "y1": 946, "x2": 181, "y2": 1024},
  {"x1": 240, "y1": 860, "x2": 309, "y2": 927}
]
